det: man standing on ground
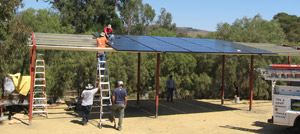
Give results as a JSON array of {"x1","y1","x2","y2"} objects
[
  {"x1": 81, "y1": 84, "x2": 98, "y2": 125},
  {"x1": 110, "y1": 81, "x2": 127, "y2": 131},
  {"x1": 166, "y1": 75, "x2": 176, "y2": 102}
]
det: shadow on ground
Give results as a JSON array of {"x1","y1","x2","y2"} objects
[
  {"x1": 69, "y1": 99, "x2": 238, "y2": 120},
  {"x1": 220, "y1": 121, "x2": 297, "y2": 134}
]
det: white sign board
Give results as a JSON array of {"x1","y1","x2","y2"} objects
[{"x1": 273, "y1": 95, "x2": 289, "y2": 124}]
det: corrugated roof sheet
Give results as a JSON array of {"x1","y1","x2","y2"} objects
[{"x1": 28, "y1": 33, "x2": 300, "y2": 56}]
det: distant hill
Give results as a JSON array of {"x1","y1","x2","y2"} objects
[{"x1": 176, "y1": 27, "x2": 211, "y2": 37}]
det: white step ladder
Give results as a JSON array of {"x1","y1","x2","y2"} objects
[
  {"x1": 33, "y1": 54, "x2": 48, "y2": 117},
  {"x1": 95, "y1": 56, "x2": 112, "y2": 128}
]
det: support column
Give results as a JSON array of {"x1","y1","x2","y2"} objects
[
  {"x1": 155, "y1": 53, "x2": 160, "y2": 118},
  {"x1": 29, "y1": 33, "x2": 36, "y2": 125},
  {"x1": 1, "y1": 83, "x2": 4, "y2": 117},
  {"x1": 288, "y1": 56, "x2": 291, "y2": 85},
  {"x1": 137, "y1": 53, "x2": 141, "y2": 105},
  {"x1": 249, "y1": 55, "x2": 254, "y2": 111},
  {"x1": 221, "y1": 55, "x2": 225, "y2": 105}
]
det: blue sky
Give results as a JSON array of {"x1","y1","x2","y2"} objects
[{"x1": 20, "y1": 0, "x2": 300, "y2": 31}]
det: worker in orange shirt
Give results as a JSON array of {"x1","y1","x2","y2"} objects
[{"x1": 97, "y1": 32, "x2": 109, "y2": 72}]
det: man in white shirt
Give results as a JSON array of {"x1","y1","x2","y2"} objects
[
  {"x1": 166, "y1": 75, "x2": 176, "y2": 102},
  {"x1": 81, "y1": 84, "x2": 98, "y2": 125}
]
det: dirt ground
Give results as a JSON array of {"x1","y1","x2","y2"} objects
[{"x1": 0, "y1": 99, "x2": 298, "y2": 134}]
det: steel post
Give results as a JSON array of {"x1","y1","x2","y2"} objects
[
  {"x1": 221, "y1": 55, "x2": 225, "y2": 105},
  {"x1": 249, "y1": 55, "x2": 254, "y2": 111},
  {"x1": 155, "y1": 53, "x2": 160, "y2": 118},
  {"x1": 288, "y1": 56, "x2": 291, "y2": 85},
  {"x1": 137, "y1": 53, "x2": 141, "y2": 105},
  {"x1": 1, "y1": 82, "x2": 4, "y2": 117},
  {"x1": 29, "y1": 33, "x2": 36, "y2": 125}
]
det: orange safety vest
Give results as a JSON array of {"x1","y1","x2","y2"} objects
[{"x1": 97, "y1": 37, "x2": 108, "y2": 53}]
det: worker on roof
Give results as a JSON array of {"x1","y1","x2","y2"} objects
[
  {"x1": 81, "y1": 84, "x2": 98, "y2": 126},
  {"x1": 103, "y1": 24, "x2": 114, "y2": 40},
  {"x1": 97, "y1": 32, "x2": 109, "y2": 71}
]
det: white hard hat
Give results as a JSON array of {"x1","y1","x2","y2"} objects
[
  {"x1": 117, "y1": 81, "x2": 123, "y2": 85},
  {"x1": 85, "y1": 84, "x2": 94, "y2": 89},
  {"x1": 100, "y1": 32, "x2": 105, "y2": 37},
  {"x1": 108, "y1": 24, "x2": 112, "y2": 29}
]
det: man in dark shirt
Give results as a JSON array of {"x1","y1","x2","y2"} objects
[{"x1": 110, "y1": 81, "x2": 127, "y2": 131}]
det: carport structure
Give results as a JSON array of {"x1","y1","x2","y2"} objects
[{"x1": 22, "y1": 32, "x2": 300, "y2": 125}]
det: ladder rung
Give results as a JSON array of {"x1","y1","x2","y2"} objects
[
  {"x1": 34, "y1": 88, "x2": 45, "y2": 90},
  {"x1": 34, "y1": 91, "x2": 46, "y2": 94},
  {"x1": 100, "y1": 119, "x2": 108, "y2": 122},
  {"x1": 33, "y1": 104, "x2": 47, "y2": 107},
  {"x1": 102, "y1": 97, "x2": 110, "y2": 100},
  {"x1": 32, "y1": 111, "x2": 47, "y2": 114},
  {"x1": 102, "y1": 104, "x2": 112, "y2": 106},
  {"x1": 99, "y1": 75, "x2": 109, "y2": 77},
  {"x1": 36, "y1": 60, "x2": 44, "y2": 62},
  {"x1": 98, "y1": 68, "x2": 106, "y2": 70},
  {"x1": 35, "y1": 78, "x2": 45, "y2": 81},
  {"x1": 35, "y1": 84, "x2": 46, "y2": 87},
  {"x1": 37, "y1": 54, "x2": 44, "y2": 56},
  {"x1": 101, "y1": 89, "x2": 110, "y2": 92},
  {"x1": 36, "y1": 66, "x2": 45, "y2": 68},
  {"x1": 34, "y1": 98, "x2": 47, "y2": 100},
  {"x1": 98, "y1": 61, "x2": 106, "y2": 63},
  {"x1": 35, "y1": 72, "x2": 45, "y2": 74},
  {"x1": 100, "y1": 82, "x2": 109, "y2": 85},
  {"x1": 102, "y1": 112, "x2": 111, "y2": 114}
]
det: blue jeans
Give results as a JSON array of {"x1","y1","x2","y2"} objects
[
  {"x1": 97, "y1": 52, "x2": 105, "y2": 66},
  {"x1": 97, "y1": 52, "x2": 105, "y2": 74},
  {"x1": 106, "y1": 34, "x2": 114, "y2": 40},
  {"x1": 82, "y1": 105, "x2": 92, "y2": 125},
  {"x1": 167, "y1": 88, "x2": 174, "y2": 102}
]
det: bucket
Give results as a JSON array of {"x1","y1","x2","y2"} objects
[{"x1": 235, "y1": 97, "x2": 240, "y2": 103}]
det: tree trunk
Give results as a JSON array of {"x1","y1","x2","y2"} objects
[{"x1": 127, "y1": 18, "x2": 131, "y2": 35}]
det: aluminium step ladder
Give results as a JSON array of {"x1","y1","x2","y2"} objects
[
  {"x1": 94, "y1": 57, "x2": 112, "y2": 128},
  {"x1": 33, "y1": 54, "x2": 48, "y2": 117}
]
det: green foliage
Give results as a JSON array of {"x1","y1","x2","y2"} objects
[
  {"x1": 196, "y1": 32, "x2": 217, "y2": 39},
  {"x1": 197, "y1": 14, "x2": 292, "y2": 100},
  {"x1": 20, "y1": 8, "x2": 75, "y2": 33},
  {"x1": 0, "y1": 0, "x2": 23, "y2": 22},
  {"x1": 273, "y1": 12, "x2": 300, "y2": 43},
  {"x1": 142, "y1": 3, "x2": 156, "y2": 26},
  {"x1": 117, "y1": 0, "x2": 155, "y2": 35},
  {"x1": 147, "y1": 28, "x2": 176, "y2": 37},
  {"x1": 107, "y1": 52, "x2": 138, "y2": 94},
  {"x1": 44, "y1": 51, "x2": 96, "y2": 101},
  {"x1": 156, "y1": 8, "x2": 176, "y2": 31},
  {"x1": 0, "y1": 0, "x2": 31, "y2": 88},
  {"x1": 50, "y1": 0, "x2": 123, "y2": 34},
  {"x1": 217, "y1": 14, "x2": 285, "y2": 43},
  {"x1": 176, "y1": 33, "x2": 191, "y2": 38}
]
